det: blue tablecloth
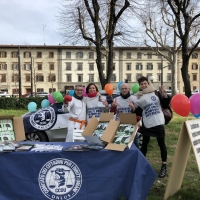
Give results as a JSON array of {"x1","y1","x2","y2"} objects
[{"x1": 0, "y1": 142, "x2": 156, "y2": 200}]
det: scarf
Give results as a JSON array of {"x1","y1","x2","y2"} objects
[
  {"x1": 136, "y1": 83, "x2": 156, "y2": 99},
  {"x1": 73, "y1": 92, "x2": 83, "y2": 100},
  {"x1": 120, "y1": 91, "x2": 131, "y2": 99},
  {"x1": 87, "y1": 91, "x2": 98, "y2": 98}
]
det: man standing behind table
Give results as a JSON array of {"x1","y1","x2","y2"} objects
[
  {"x1": 110, "y1": 83, "x2": 140, "y2": 148},
  {"x1": 62, "y1": 85, "x2": 86, "y2": 142}
]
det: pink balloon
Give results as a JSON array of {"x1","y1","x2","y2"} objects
[
  {"x1": 83, "y1": 87, "x2": 87, "y2": 97},
  {"x1": 189, "y1": 93, "x2": 200, "y2": 115},
  {"x1": 48, "y1": 93, "x2": 56, "y2": 104}
]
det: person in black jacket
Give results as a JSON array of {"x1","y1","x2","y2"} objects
[{"x1": 133, "y1": 76, "x2": 171, "y2": 178}]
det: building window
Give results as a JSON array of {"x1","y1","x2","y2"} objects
[
  {"x1": 192, "y1": 63, "x2": 198, "y2": 70},
  {"x1": 89, "y1": 74, "x2": 94, "y2": 82},
  {"x1": 193, "y1": 86, "x2": 197, "y2": 91},
  {"x1": 11, "y1": 51, "x2": 18, "y2": 58},
  {"x1": 77, "y1": 63, "x2": 83, "y2": 71},
  {"x1": 25, "y1": 75, "x2": 31, "y2": 82},
  {"x1": 158, "y1": 63, "x2": 162, "y2": 70},
  {"x1": 147, "y1": 63, "x2": 153, "y2": 70},
  {"x1": 167, "y1": 74, "x2": 171, "y2": 81},
  {"x1": 168, "y1": 65, "x2": 172, "y2": 70},
  {"x1": 0, "y1": 63, "x2": 7, "y2": 70},
  {"x1": 101, "y1": 53, "x2": 105, "y2": 59},
  {"x1": 48, "y1": 75, "x2": 56, "y2": 82},
  {"x1": 101, "y1": 63, "x2": 105, "y2": 71},
  {"x1": 1, "y1": 74, "x2": 6, "y2": 82},
  {"x1": 66, "y1": 63, "x2": 71, "y2": 70},
  {"x1": 137, "y1": 52, "x2": 142, "y2": 59},
  {"x1": 37, "y1": 63, "x2": 42, "y2": 70},
  {"x1": 136, "y1": 63, "x2": 143, "y2": 70},
  {"x1": 126, "y1": 63, "x2": 131, "y2": 71},
  {"x1": 12, "y1": 63, "x2": 18, "y2": 70},
  {"x1": 126, "y1": 74, "x2": 131, "y2": 82},
  {"x1": 158, "y1": 74, "x2": 161, "y2": 82},
  {"x1": 78, "y1": 74, "x2": 83, "y2": 82},
  {"x1": 66, "y1": 74, "x2": 72, "y2": 82},
  {"x1": 126, "y1": 52, "x2": 131, "y2": 59},
  {"x1": 111, "y1": 74, "x2": 116, "y2": 81},
  {"x1": 36, "y1": 75, "x2": 44, "y2": 82},
  {"x1": 24, "y1": 64, "x2": 31, "y2": 71},
  {"x1": 192, "y1": 53, "x2": 198, "y2": 59},
  {"x1": 89, "y1": 63, "x2": 94, "y2": 71},
  {"x1": 76, "y1": 52, "x2": 83, "y2": 59},
  {"x1": 12, "y1": 88, "x2": 19, "y2": 94},
  {"x1": 66, "y1": 52, "x2": 71, "y2": 58},
  {"x1": 113, "y1": 63, "x2": 115, "y2": 71},
  {"x1": 37, "y1": 52, "x2": 42, "y2": 58},
  {"x1": 136, "y1": 74, "x2": 142, "y2": 81},
  {"x1": 49, "y1": 52, "x2": 54, "y2": 58},
  {"x1": 12, "y1": 75, "x2": 19, "y2": 82},
  {"x1": 89, "y1": 52, "x2": 94, "y2": 59},
  {"x1": 49, "y1": 63, "x2": 54, "y2": 70},
  {"x1": 147, "y1": 52, "x2": 152, "y2": 59},
  {"x1": 0, "y1": 51, "x2": 7, "y2": 58},
  {"x1": 113, "y1": 52, "x2": 115, "y2": 59},
  {"x1": 49, "y1": 88, "x2": 56, "y2": 93},
  {"x1": 157, "y1": 54, "x2": 162, "y2": 59},
  {"x1": 192, "y1": 74, "x2": 197, "y2": 81},
  {"x1": 37, "y1": 88, "x2": 44, "y2": 92},
  {"x1": 24, "y1": 52, "x2": 31, "y2": 58}
]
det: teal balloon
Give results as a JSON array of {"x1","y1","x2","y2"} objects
[
  {"x1": 68, "y1": 90, "x2": 74, "y2": 96},
  {"x1": 41, "y1": 99, "x2": 50, "y2": 108},
  {"x1": 131, "y1": 83, "x2": 139, "y2": 93},
  {"x1": 28, "y1": 102, "x2": 37, "y2": 112},
  {"x1": 52, "y1": 91, "x2": 63, "y2": 103},
  {"x1": 118, "y1": 81, "x2": 124, "y2": 91}
]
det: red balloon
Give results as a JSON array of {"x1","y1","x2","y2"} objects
[
  {"x1": 64, "y1": 95, "x2": 72, "y2": 104},
  {"x1": 171, "y1": 94, "x2": 190, "y2": 117},
  {"x1": 104, "y1": 84, "x2": 113, "y2": 95}
]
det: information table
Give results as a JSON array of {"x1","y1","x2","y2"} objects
[{"x1": 0, "y1": 142, "x2": 156, "y2": 200}]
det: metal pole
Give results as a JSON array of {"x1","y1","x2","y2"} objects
[
  {"x1": 18, "y1": 45, "x2": 22, "y2": 97},
  {"x1": 161, "y1": 56, "x2": 163, "y2": 86},
  {"x1": 31, "y1": 57, "x2": 33, "y2": 97}
]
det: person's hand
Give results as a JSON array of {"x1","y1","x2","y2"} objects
[
  {"x1": 102, "y1": 100, "x2": 109, "y2": 108},
  {"x1": 112, "y1": 98, "x2": 117, "y2": 107},
  {"x1": 127, "y1": 99, "x2": 135, "y2": 110},
  {"x1": 159, "y1": 86, "x2": 167, "y2": 98}
]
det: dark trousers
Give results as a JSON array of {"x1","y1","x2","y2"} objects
[{"x1": 141, "y1": 135, "x2": 167, "y2": 162}]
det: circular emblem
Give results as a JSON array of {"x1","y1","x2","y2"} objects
[
  {"x1": 151, "y1": 96, "x2": 156, "y2": 101},
  {"x1": 30, "y1": 107, "x2": 56, "y2": 130},
  {"x1": 38, "y1": 158, "x2": 82, "y2": 200}
]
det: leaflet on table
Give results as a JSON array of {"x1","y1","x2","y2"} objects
[{"x1": 30, "y1": 144, "x2": 64, "y2": 152}]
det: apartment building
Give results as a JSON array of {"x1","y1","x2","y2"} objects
[{"x1": 0, "y1": 44, "x2": 199, "y2": 95}]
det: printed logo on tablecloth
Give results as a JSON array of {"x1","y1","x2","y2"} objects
[
  {"x1": 30, "y1": 107, "x2": 56, "y2": 130},
  {"x1": 38, "y1": 158, "x2": 82, "y2": 200}
]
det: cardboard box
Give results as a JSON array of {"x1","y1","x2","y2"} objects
[
  {"x1": 82, "y1": 113, "x2": 114, "y2": 146},
  {"x1": 101, "y1": 113, "x2": 138, "y2": 151},
  {"x1": 0, "y1": 116, "x2": 26, "y2": 141}
]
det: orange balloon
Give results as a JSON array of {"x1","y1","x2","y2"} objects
[
  {"x1": 104, "y1": 84, "x2": 113, "y2": 95},
  {"x1": 171, "y1": 94, "x2": 190, "y2": 117}
]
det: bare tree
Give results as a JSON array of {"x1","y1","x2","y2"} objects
[{"x1": 58, "y1": 0, "x2": 137, "y2": 88}]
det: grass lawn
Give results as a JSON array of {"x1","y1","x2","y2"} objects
[{"x1": 0, "y1": 109, "x2": 199, "y2": 199}]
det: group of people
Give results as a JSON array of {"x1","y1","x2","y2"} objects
[{"x1": 63, "y1": 76, "x2": 171, "y2": 178}]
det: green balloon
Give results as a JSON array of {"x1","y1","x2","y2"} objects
[
  {"x1": 52, "y1": 91, "x2": 63, "y2": 103},
  {"x1": 131, "y1": 83, "x2": 139, "y2": 93}
]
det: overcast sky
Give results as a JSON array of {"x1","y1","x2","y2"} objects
[{"x1": 0, "y1": 0, "x2": 63, "y2": 46}]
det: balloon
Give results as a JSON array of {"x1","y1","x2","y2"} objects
[
  {"x1": 52, "y1": 91, "x2": 63, "y2": 103},
  {"x1": 104, "y1": 83, "x2": 113, "y2": 95},
  {"x1": 118, "y1": 81, "x2": 124, "y2": 91},
  {"x1": 64, "y1": 95, "x2": 72, "y2": 104},
  {"x1": 83, "y1": 87, "x2": 87, "y2": 97},
  {"x1": 41, "y1": 99, "x2": 50, "y2": 108},
  {"x1": 68, "y1": 90, "x2": 74, "y2": 96},
  {"x1": 28, "y1": 102, "x2": 37, "y2": 112},
  {"x1": 194, "y1": 114, "x2": 200, "y2": 118},
  {"x1": 48, "y1": 94, "x2": 56, "y2": 104},
  {"x1": 171, "y1": 94, "x2": 190, "y2": 117},
  {"x1": 189, "y1": 93, "x2": 200, "y2": 116},
  {"x1": 131, "y1": 83, "x2": 140, "y2": 93}
]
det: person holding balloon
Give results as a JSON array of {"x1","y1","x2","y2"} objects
[
  {"x1": 63, "y1": 84, "x2": 87, "y2": 142},
  {"x1": 85, "y1": 83, "x2": 109, "y2": 122},
  {"x1": 133, "y1": 76, "x2": 171, "y2": 178}
]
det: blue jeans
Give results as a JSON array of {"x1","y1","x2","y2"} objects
[{"x1": 134, "y1": 133, "x2": 139, "y2": 149}]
